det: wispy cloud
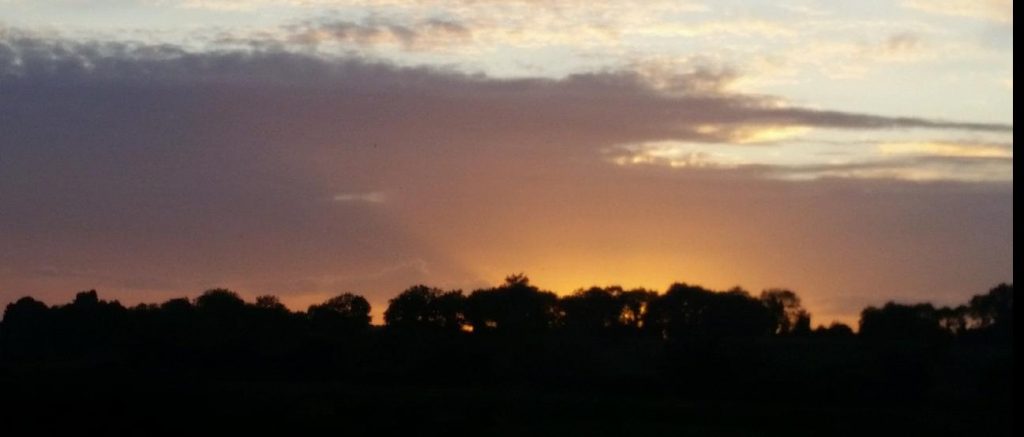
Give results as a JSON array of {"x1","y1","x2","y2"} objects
[
  {"x1": 333, "y1": 192, "x2": 388, "y2": 203},
  {"x1": 765, "y1": 155, "x2": 1013, "y2": 182},
  {"x1": 608, "y1": 138, "x2": 1013, "y2": 182},
  {"x1": 878, "y1": 141, "x2": 1013, "y2": 159}
]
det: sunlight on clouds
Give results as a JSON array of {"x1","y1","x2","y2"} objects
[
  {"x1": 608, "y1": 141, "x2": 742, "y2": 169},
  {"x1": 609, "y1": 136, "x2": 1013, "y2": 183},
  {"x1": 630, "y1": 58, "x2": 739, "y2": 94},
  {"x1": 732, "y1": 126, "x2": 813, "y2": 144},
  {"x1": 608, "y1": 138, "x2": 839, "y2": 173},
  {"x1": 689, "y1": 124, "x2": 812, "y2": 144},
  {"x1": 879, "y1": 141, "x2": 1013, "y2": 159}
]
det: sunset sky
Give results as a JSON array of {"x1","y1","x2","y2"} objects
[{"x1": 0, "y1": 0, "x2": 1013, "y2": 325}]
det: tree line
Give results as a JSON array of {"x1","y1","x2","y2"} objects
[
  {"x1": 0, "y1": 278, "x2": 1007, "y2": 399},
  {"x1": 2, "y1": 274, "x2": 1010, "y2": 343},
  {"x1": 0, "y1": 276, "x2": 1012, "y2": 432}
]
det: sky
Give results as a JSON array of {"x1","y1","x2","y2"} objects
[{"x1": 0, "y1": 0, "x2": 1013, "y2": 326}]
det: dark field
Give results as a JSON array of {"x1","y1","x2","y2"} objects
[{"x1": 1, "y1": 371, "x2": 1011, "y2": 435}]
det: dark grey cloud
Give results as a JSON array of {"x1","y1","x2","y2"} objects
[{"x1": 0, "y1": 31, "x2": 1011, "y2": 134}]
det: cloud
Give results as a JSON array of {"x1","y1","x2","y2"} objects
[
  {"x1": 177, "y1": 0, "x2": 707, "y2": 54},
  {"x1": 608, "y1": 137, "x2": 1013, "y2": 182},
  {"x1": 608, "y1": 142, "x2": 738, "y2": 169},
  {"x1": 625, "y1": 19, "x2": 798, "y2": 39},
  {"x1": 627, "y1": 57, "x2": 741, "y2": 95},
  {"x1": 284, "y1": 17, "x2": 472, "y2": 51},
  {"x1": 880, "y1": 33, "x2": 924, "y2": 58},
  {"x1": 782, "y1": 33, "x2": 936, "y2": 79},
  {"x1": 766, "y1": 155, "x2": 1013, "y2": 182},
  {"x1": 878, "y1": 141, "x2": 1013, "y2": 159},
  {"x1": 0, "y1": 32, "x2": 1010, "y2": 135},
  {"x1": 904, "y1": 0, "x2": 1014, "y2": 24}
]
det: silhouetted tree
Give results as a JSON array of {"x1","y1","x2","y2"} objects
[
  {"x1": 0, "y1": 297, "x2": 51, "y2": 359},
  {"x1": 54, "y1": 290, "x2": 128, "y2": 354},
  {"x1": 308, "y1": 293, "x2": 372, "y2": 333},
  {"x1": 3, "y1": 296, "x2": 50, "y2": 327},
  {"x1": 559, "y1": 287, "x2": 624, "y2": 333},
  {"x1": 813, "y1": 322, "x2": 854, "y2": 337},
  {"x1": 141, "y1": 297, "x2": 195, "y2": 355},
  {"x1": 195, "y1": 288, "x2": 246, "y2": 314},
  {"x1": 384, "y1": 285, "x2": 466, "y2": 331},
  {"x1": 465, "y1": 274, "x2": 558, "y2": 333},
  {"x1": 936, "y1": 305, "x2": 969, "y2": 335},
  {"x1": 245, "y1": 294, "x2": 303, "y2": 361},
  {"x1": 73, "y1": 290, "x2": 100, "y2": 306},
  {"x1": 161, "y1": 297, "x2": 193, "y2": 313},
  {"x1": 859, "y1": 302, "x2": 947, "y2": 345},
  {"x1": 254, "y1": 295, "x2": 288, "y2": 312},
  {"x1": 189, "y1": 288, "x2": 252, "y2": 356},
  {"x1": 967, "y1": 283, "x2": 1013, "y2": 336},
  {"x1": 645, "y1": 283, "x2": 774, "y2": 340},
  {"x1": 760, "y1": 289, "x2": 811, "y2": 335},
  {"x1": 619, "y1": 288, "x2": 658, "y2": 330}
]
